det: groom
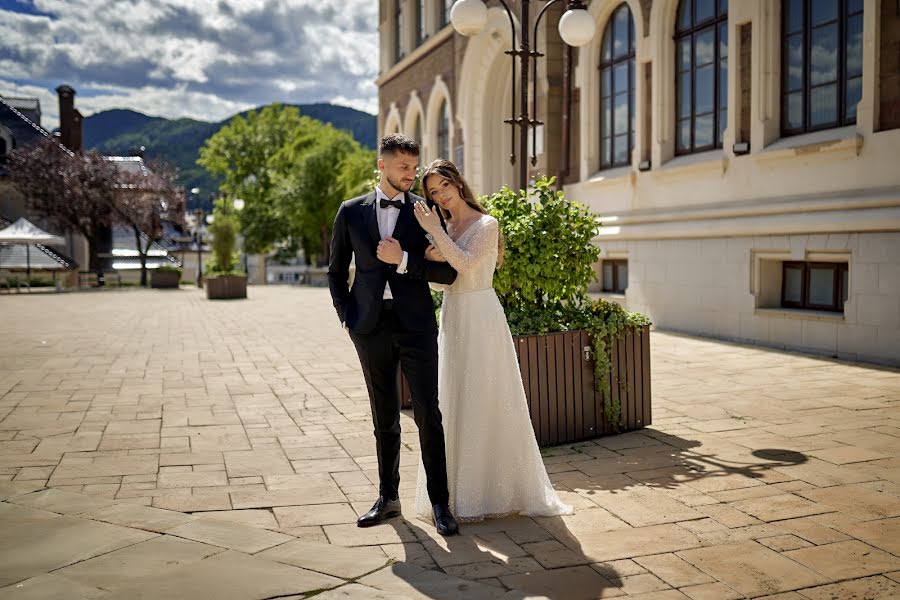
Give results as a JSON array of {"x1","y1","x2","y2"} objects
[{"x1": 328, "y1": 134, "x2": 459, "y2": 536}]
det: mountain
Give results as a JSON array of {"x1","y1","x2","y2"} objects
[{"x1": 85, "y1": 104, "x2": 377, "y2": 210}]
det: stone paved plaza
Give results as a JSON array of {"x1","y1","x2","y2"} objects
[{"x1": 1, "y1": 286, "x2": 899, "y2": 599}]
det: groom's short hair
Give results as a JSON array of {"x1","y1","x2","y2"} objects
[{"x1": 380, "y1": 134, "x2": 419, "y2": 158}]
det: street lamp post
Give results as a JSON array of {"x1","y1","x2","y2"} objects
[
  {"x1": 450, "y1": 0, "x2": 595, "y2": 192},
  {"x1": 193, "y1": 207, "x2": 205, "y2": 289}
]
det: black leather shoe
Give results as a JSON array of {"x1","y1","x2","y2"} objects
[
  {"x1": 357, "y1": 496, "x2": 401, "y2": 528},
  {"x1": 432, "y1": 504, "x2": 459, "y2": 536}
]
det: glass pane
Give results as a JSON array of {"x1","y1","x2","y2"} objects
[
  {"x1": 629, "y1": 11, "x2": 636, "y2": 52},
  {"x1": 810, "y1": 24, "x2": 838, "y2": 85},
  {"x1": 696, "y1": 28, "x2": 715, "y2": 65},
  {"x1": 719, "y1": 22, "x2": 728, "y2": 58},
  {"x1": 603, "y1": 263, "x2": 614, "y2": 290},
  {"x1": 719, "y1": 59, "x2": 728, "y2": 110},
  {"x1": 719, "y1": 0, "x2": 727, "y2": 15},
  {"x1": 841, "y1": 267, "x2": 849, "y2": 303},
  {"x1": 809, "y1": 267, "x2": 835, "y2": 306},
  {"x1": 601, "y1": 67, "x2": 612, "y2": 98},
  {"x1": 696, "y1": 0, "x2": 715, "y2": 23},
  {"x1": 614, "y1": 7, "x2": 630, "y2": 59},
  {"x1": 614, "y1": 62, "x2": 629, "y2": 95},
  {"x1": 785, "y1": 91, "x2": 803, "y2": 130},
  {"x1": 696, "y1": 64, "x2": 715, "y2": 114},
  {"x1": 810, "y1": 84, "x2": 838, "y2": 127},
  {"x1": 785, "y1": 0, "x2": 803, "y2": 35},
  {"x1": 677, "y1": 119, "x2": 691, "y2": 152},
  {"x1": 811, "y1": 0, "x2": 838, "y2": 26},
  {"x1": 847, "y1": 14, "x2": 863, "y2": 77},
  {"x1": 784, "y1": 266, "x2": 803, "y2": 302},
  {"x1": 848, "y1": 0, "x2": 863, "y2": 14},
  {"x1": 718, "y1": 108, "x2": 727, "y2": 145},
  {"x1": 602, "y1": 28, "x2": 612, "y2": 63},
  {"x1": 614, "y1": 134, "x2": 629, "y2": 164},
  {"x1": 785, "y1": 33, "x2": 804, "y2": 92},
  {"x1": 678, "y1": 71, "x2": 692, "y2": 119},
  {"x1": 601, "y1": 97, "x2": 612, "y2": 137},
  {"x1": 678, "y1": 0, "x2": 693, "y2": 31},
  {"x1": 678, "y1": 39, "x2": 691, "y2": 72},
  {"x1": 845, "y1": 76, "x2": 861, "y2": 122},
  {"x1": 695, "y1": 113, "x2": 714, "y2": 147},
  {"x1": 614, "y1": 92, "x2": 628, "y2": 134},
  {"x1": 601, "y1": 136, "x2": 611, "y2": 166}
]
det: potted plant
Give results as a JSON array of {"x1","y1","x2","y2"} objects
[
  {"x1": 151, "y1": 264, "x2": 182, "y2": 289},
  {"x1": 205, "y1": 198, "x2": 247, "y2": 300},
  {"x1": 399, "y1": 177, "x2": 651, "y2": 445}
]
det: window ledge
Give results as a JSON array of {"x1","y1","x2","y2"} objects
[
  {"x1": 656, "y1": 149, "x2": 726, "y2": 181},
  {"x1": 586, "y1": 165, "x2": 633, "y2": 184},
  {"x1": 756, "y1": 126, "x2": 863, "y2": 164},
  {"x1": 755, "y1": 307, "x2": 845, "y2": 322},
  {"x1": 589, "y1": 291, "x2": 627, "y2": 300}
]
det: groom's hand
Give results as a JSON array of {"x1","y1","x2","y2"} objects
[{"x1": 377, "y1": 236, "x2": 403, "y2": 265}]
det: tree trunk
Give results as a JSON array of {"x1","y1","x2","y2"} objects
[
  {"x1": 87, "y1": 231, "x2": 105, "y2": 286},
  {"x1": 134, "y1": 226, "x2": 148, "y2": 287},
  {"x1": 320, "y1": 224, "x2": 330, "y2": 266}
]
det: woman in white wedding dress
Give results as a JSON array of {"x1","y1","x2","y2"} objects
[{"x1": 411, "y1": 159, "x2": 572, "y2": 523}]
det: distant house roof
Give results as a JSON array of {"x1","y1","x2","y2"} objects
[
  {"x1": 3, "y1": 97, "x2": 41, "y2": 125},
  {"x1": 0, "y1": 95, "x2": 73, "y2": 176},
  {"x1": 106, "y1": 155, "x2": 151, "y2": 176}
]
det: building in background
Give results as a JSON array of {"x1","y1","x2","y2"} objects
[{"x1": 378, "y1": 0, "x2": 900, "y2": 366}]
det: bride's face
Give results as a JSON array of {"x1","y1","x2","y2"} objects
[{"x1": 424, "y1": 175, "x2": 463, "y2": 212}]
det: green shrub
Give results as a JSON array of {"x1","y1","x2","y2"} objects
[
  {"x1": 484, "y1": 176, "x2": 650, "y2": 431},
  {"x1": 206, "y1": 197, "x2": 244, "y2": 277}
]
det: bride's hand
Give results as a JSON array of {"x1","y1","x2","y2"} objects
[
  {"x1": 425, "y1": 244, "x2": 446, "y2": 262},
  {"x1": 414, "y1": 200, "x2": 441, "y2": 232}
]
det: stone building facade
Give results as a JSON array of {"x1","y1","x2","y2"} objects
[{"x1": 379, "y1": 0, "x2": 900, "y2": 366}]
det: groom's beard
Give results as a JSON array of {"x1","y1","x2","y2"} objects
[{"x1": 386, "y1": 175, "x2": 413, "y2": 193}]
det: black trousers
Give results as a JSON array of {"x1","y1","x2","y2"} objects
[{"x1": 348, "y1": 301, "x2": 449, "y2": 506}]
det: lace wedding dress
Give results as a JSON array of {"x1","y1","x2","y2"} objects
[{"x1": 414, "y1": 214, "x2": 573, "y2": 522}]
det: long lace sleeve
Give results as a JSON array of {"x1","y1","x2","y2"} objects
[{"x1": 426, "y1": 217, "x2": 498, "y2": 276}]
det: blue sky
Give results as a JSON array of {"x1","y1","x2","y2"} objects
[{"x1": 0, "y1": 0, "x2": 379, "y2": 130}]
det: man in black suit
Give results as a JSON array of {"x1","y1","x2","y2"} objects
[{"x1": 328, "y1": 134, "x2": 459, "y2": 536}]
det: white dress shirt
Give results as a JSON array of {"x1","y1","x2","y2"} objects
[{"x1": 374, "y1": 187, "x2": 409, "y2": 299}]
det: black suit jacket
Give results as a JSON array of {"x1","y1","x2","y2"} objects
[{"x1": 328, "y1": 190, "x2": 458, "y2": 334}]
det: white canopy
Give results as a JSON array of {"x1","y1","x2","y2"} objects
[{"x1": 0, "y1": 217, "x2": 64, "y2": 245}]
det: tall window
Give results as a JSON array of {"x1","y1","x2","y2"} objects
[
  {"x1": 599, "y1": 4, "x2": 636, "y2": 169},
  {"x1": 441, "y1": 0, "x2": 451, "y2": 28},
  {"x1": 782, "y1": 0, "x2": 863, "y2": 135},
  {"x1": 435, "y1": 100, "x2": 450, "y2": 160},
  {"x1": 602, "y1": 260, "x2": 629, "y2": 293},
  {"x1": 414, "y1": 115, "x2": 423, "y2": 147},
  {"x1": 437, "y1": 100, "x2": 450, "y2": 159},
  {"x1": 675, "y1": 0, "x2": 728, "y2": 155},
  {"x1": 416, "y1": 0, "x2": 427, "y2": 45},
  {"x1": 395, "y1": 0, "x2": 405, "y2": 62}
]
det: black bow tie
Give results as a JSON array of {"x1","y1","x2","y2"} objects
[{"x1": 379, "y1": 198, "x2": 404, "y2": 210}]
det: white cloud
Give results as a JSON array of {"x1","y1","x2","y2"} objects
[{"x1": 0, "y1": 0, "x2": 378, "y2": 128}]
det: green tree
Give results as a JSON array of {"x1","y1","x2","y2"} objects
[
  {"x1": 274, "y1": 126, "x2": 374, "y2": 265},
  {"x1": 197, "y1": 104, "x2": 319, "y2": 253}
]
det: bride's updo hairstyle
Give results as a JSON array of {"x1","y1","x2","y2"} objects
[{"x1": 421, "y1": 159, "x2": 504, "y2": 266}]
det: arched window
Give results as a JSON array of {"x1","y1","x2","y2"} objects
[
  {"x1": 599, "y1": 3, "x2": 636, "y2": 169},
  {"x1": 675, "y1": 0, "x2": 728, "y2": 155},
  {"x1": 417, "y1": 0, "x2": 427, "y2": 45},
  {"x1": 440, "y1": 0, "x2": 451, "y2": 28},
  {"x1": 437, "y1": 100, "x2": 450, "y2": 159},
  {"x1": 782, "y1": 0, "x2": 863, "y2": 135},
  {"x1": 414, "y1": 115, "x2": 423, "y2": 147},
  {"x1": 395, "y1": 0, "x2": 405, "y2": 62}
]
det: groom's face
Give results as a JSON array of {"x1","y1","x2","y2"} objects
[{"x1": 379, "y1": 151, "x2": 419, "y2": 194}]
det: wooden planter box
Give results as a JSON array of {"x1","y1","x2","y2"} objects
[
  {"x1": 398, "y1": 325, "x2": 651, "y2": 445},
  {"x1": 206, "y1": 275, "x2": 247, "y2": 299},
  {"x1": 151, "y1": 270, "x2": 181, "y2": 289}
]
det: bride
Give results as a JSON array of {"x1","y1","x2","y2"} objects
[{"x1": 411, "y1": 159, "x2": 572, "y2": 523}]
